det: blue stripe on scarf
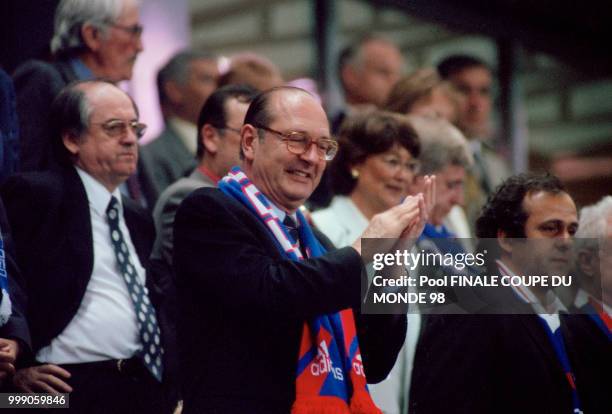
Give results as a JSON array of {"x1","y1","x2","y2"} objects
[{"x1": 218, "y1": 166, "x2": 354, "y2": 401}]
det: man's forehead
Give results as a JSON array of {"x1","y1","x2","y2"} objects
[
  {"x1": 268, "y1": 91, "x2": 329, "y2": 133},
  {"x1": 452, "y1": 66, "x2": 491, "y2": 85},
  {"x1": 190, "y1": 58, "x2": 219, "y2": 73},
  {"x1": 83, "y1": 83, "x2": 136, "y2": 119},
  {"x1": 226, "y1": 98, "x2": 249, "y2": 119},
  {"x1": 523, "y1": 190, "x2": 577, "y2": 221}
]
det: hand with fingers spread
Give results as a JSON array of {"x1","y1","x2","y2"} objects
[
  {"x1": 13, "y1": 364, "x2": 73, "y2": 394},
  {"x1": 0, "y1": 338, "x2": 19, "y2": 385},
  {"x1": 353, "y1": 195, "x2": 423, "y2": 254}
]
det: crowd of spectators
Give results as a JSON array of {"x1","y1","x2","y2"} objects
[{"x1": 0, "y1": 0, "x2": 609, "y2": 413}]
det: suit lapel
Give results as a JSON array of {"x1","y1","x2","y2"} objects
[{"x1": 63, "y1": 167, "x2": 94, "y2": 283}]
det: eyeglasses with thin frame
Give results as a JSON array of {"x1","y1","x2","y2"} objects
[
  {"x1": 107, "y1": 22, "x2": 144, "y2": 37},
  {"x1": 92, "y1": 119, "x2": 147, "y2": 139},
  {"x1": 253, "y1": 124, "x2": 338, "y2": 161},
  {"x1": 379, "y1": 154, "x2": 420, "y2": 174}
]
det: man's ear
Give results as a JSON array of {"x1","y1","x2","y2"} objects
[
  {"x1": 62, "y1": 130, "x2": 80, "y2": 156},
  {"x1": 201, "y1": 124, "x2": 219, "y2": 156},
  {"x1": 81, "y1": 23, "x2": 103, "y2": 52},
  {"x1": 241, "y1": 124, "x2": 258, "y2": 162},
  {"x1": 163, "y1": 81, "x2": 183, "y2": 106},
  {"x1": 497, "y1": 229, "x2": 514, "y2": 255},
  {"x1": 577, "y1": 249, "x2": 596, "y2": 278}
]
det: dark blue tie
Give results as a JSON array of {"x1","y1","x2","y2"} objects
[
  {"x1": 106, "y1": 196, "x2": 163, "y2": 381},
  {"x1": 283, "y1": 215, "x2": 299, "y2": 242},
  {"x1": 283, "y1": 215, "x2": 307, "y2": 257}
]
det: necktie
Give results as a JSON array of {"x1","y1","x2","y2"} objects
[
  {"x1": 106, "y1": 196, "x2": 163, "y2": 381},
  {"x1": 283, "y1": 215, "x2": 299, "y2": 242},
  {"x1": 283, "y1": 215, "x2": 307, "y2": 257}
]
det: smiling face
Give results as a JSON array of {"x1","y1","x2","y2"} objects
[
  {"x1": 64, "y1": 83, "x2": 139, "y2": 192},
  {"x1": 352, "y1": 144, "x2": 416, "y2": 215},
  {"x1": 243, "y1": 90, "x2": 330, "y2": 212}
]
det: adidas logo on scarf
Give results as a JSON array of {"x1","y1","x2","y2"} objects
[{"x1": 219, "y1": 166, "x2": 381, "y2": 414}]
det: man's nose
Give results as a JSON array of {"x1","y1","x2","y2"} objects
[{"x1": 300, "y1": 142, "x2": 320, "y2": 163}]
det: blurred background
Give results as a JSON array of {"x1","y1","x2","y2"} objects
[{"x1": 1, "y1": 0, "x2": 611, "y2": 206}]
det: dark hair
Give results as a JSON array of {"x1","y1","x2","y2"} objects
[
  {"x1": 50, "y1": 80, "x2": 138, "y2": 166},
  {"x1": 156, "y1": 50, "x2": 216, "y2": 108},
  {"x1": 475, "y1": 173, "x2": 567, "y2": 240},
  {"x1": 437, "y1": 54, "x2": 490, "y2": 79},
  {"x1": 195, "y1": 84, "x2": 257, "y2": 159},
  {"x1": 240, "y1": 86, "x2": 315, "y2": 159},
  {"x1": 330, "y1": 110, "x2": 420, "y2": 195}
]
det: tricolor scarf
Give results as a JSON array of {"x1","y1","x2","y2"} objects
[
  {"x1": 583, "y1": 297, "x2": 612, "y2": 341},
  {"x1": 219, "y1": 166, "x2": 381, "y2": 414}
]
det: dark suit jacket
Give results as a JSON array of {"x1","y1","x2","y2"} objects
[
  {"x1": 410, "y1": 287, "x2": 577, "y2": 414},
  {"x1": 0, "y1": 166, "x2": 176, "y2": 382},
  {"x1": 139, "y1": 124, "x2": 197, "y2": 206},
  {"x1": 562, "y1": 311, "x2": 611, "y2": 414},
  {"x1": 12, "y1": 59, "x2": 78, "y2": 172},
  {"x1": 173, "y1": 187, "x2": 406, "y2": 414}
]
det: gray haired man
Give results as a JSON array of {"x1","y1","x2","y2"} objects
[{"x1": 13, "y1": 0, "x2": 143, "y2": 171}]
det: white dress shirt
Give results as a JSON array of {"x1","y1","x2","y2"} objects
[
  {"x1": 36, "y1": 168, "x2": 145, "y2": 364},
  {"x1": 311, "y1": 196, "x2": 368, "y2": 248}
]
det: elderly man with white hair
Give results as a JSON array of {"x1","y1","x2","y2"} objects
[
  {"x1": 565, "y1": 196, "x2": 612, "y2": 414},
  {"x1": 13, "y1": 0, "x2": 143, "y2": 172}
]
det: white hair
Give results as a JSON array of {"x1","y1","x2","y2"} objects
[
  {"x1": 50, "y1": 0, "x2": 136, "y2": 57},
  {"x1": 576, "y1": 195, "x2": 612, "y2": 240},
  {"x1": 406, "y1": 114, "x2": 473, "y2": 175}
]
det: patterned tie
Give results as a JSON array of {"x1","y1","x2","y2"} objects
[
  {"x1": 283, "y1": 215, "x2": 307, "y2": 257},
  {"x1": 282, "y1": 215, "x2": 299, "y2": 242},
  {"x1": 106, "y1": 196, "x2": 163, "y2": 381}
]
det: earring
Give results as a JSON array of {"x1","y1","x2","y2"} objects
[{"x1": 351, "y1": 169, "x2": 360, "y2": 179}]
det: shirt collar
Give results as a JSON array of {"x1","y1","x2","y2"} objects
[
  {"x1": 496, "y1": 259, "x2": 567, "y2": 315},
  {"x1": 268, "y1": 201, "x2": 297, "y2": 225},
  {"x1": 168, "y1": 117, "x2": 198, "y2": 156},
  {"x1": 76, "y1": 167, "x2": 123, "y2": 217},
  {"x1": 69, "y1": 58, "x2": 95, "y2": 81},
  {"x1": 574, "y1": 288, "x2": 590, "y2": 309}
]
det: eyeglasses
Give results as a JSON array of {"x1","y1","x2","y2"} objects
[
  {"x1": 108, "y1": 23, "x2": 144, "y2": 37},
  {"x1": 380, "y1": 155, "x2": 420, "y2": 174},
  {"x1": 220, "y1": 126, "x2": 242, "y2": 134},
  {"x1": 253, "y1": 124, "x2": 338, "y2": 161},
  {"x1": 93, "y1": 119, "x2": 147, "y2": 139}
]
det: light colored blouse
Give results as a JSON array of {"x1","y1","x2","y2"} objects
[{"x1": 311, "y1": 195, "x2": 369, "y2": 248}]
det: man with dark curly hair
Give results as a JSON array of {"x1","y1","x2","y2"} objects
[{"x1": 410, "y1": 173, "x2": 602, "y2": 414}]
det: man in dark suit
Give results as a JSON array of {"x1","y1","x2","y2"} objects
[
  {"x1": 139, "y1": 50, "x2": 219, "y2": 205},
  {"x1": 12, "y1": 0, "x2": 143, "y2": 172},
  {"x1": 173, "y1": 86, "x2": 432, "y2": 413},
  {"x1": 568, "y1": 196, "x2": 612, "y2": 414},
  {"x1": 410, "y1": 173, "x2": 591, "y2": 414},
  {"x1": 1, "y1": 80, "x2": 175, "y2": 413}
]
